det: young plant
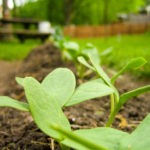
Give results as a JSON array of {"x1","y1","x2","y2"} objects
[
  {"x1": 77, "y1": 54, "x2": 149, "y2": 127},
  {"x1": 52, "y1": 28, "x2": 113, "y2": 79},
  {"x1": 52, "y1": 26, "x2": 79, "y2": 62},
  {"x1": 0, "y1": 64, "x2": 149, "y2": 149}
]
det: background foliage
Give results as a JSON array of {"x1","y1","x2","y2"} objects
[{"x1": 15, "y1": 0, "x2": 145, "y2": 25}]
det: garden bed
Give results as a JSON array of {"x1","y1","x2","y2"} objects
[{"x1": 0, "y1": 43, "x2": 149, "y2": 150}]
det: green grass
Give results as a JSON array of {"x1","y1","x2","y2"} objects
[
  {"x1": 0, "y1": 39, "x2": 40, "y2": 61},
  {"x1": 73, "y1": 33, "x2": 150, "y2": 76},
  {"x1": 0, "y1": 34, "x2": 150, "y2": 76}
]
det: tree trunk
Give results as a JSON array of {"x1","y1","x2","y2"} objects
[
  {"x1": 2, "y1": 0, "x2": 10, "y2": 19},
  {"x1": 103, "y1": 0, "x2": 109, "y2": 24},
  {"x1": 12, "y1": 0, "x2": 17, "y2": 17},
  {"x1": 64, "y1": 0, "x2": 75, "y2": 25}
]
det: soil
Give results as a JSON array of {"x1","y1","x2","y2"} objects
[{"x1": 0, "y1": 42, "x2": 150, "y2": 150}]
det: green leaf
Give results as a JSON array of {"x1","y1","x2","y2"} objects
[
  {"x1": 119, "y1": 114, "x2": 150, "y2": 150},
  {"x1": 63, "y1": 41, "x2": 79, "y2": 51},
  {"x1": 62, "y1": 127, "x2": 128, "y2": 150},
  {"x1": 62, "y1": 51, "x2": 74, "y2": 60},
  {"x1": 65, "y1": 79, "x2": 114, "y2": 106},
  {"x1": 16, "y1": 77, "x2": 25, "y2": 87},
  {"x1": 0, "y1": 96, "x2": 29, "y2": 111},
  {"x1": 42, "y1": 68, "x2": 76, "y2": 107},
  {"x1": 24, "y1": 77, "x2": 71, "y2": 140},
  {"x1": 88, "y1": 53, "x2": 111, "y2": 86},
  {"x1": 78, "y1": 55, "x2": 119, "y2": 102},
  {"x1": 53, "y1": 125, "x2": 107, "y2": 150},
  {"x1": 111, "y1": 57, "x2": 147, "y2": 83},
  {"x1": 82, "y1": 43, "x2": 100, "y2": 64},
  {"x1": 105, "y1": 85, "x2": 150, "y2": 127},
  {"x1": 100, "y1": 47, "x2": 113, "y2": 57},
  {"x1": 77, "y1": 56, "x2": 95, "y2": 71},
  {"x1": 117, "y1": 85, "x2": 150, "y2": 112}
]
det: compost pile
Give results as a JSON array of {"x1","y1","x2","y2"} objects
[{"x1": 0, "y1": 43, "x2": 149, "y2": 150}]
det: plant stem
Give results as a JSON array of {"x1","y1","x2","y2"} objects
[
  {"x1": 110, "y1": 94, "x2": 115, "y2": 113},
  {"x1": 52, "y1": 125, "x2": 107, "y2": 150},
  {"x1": 105, "y1": 110, "x2": 116, "y2": 127},
  {"x1": 105, "y1": 94, "x2": 117, "y2": 127}
]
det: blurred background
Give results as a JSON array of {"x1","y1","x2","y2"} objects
[
  {"x1": 0, "y1": 0, "x2": 150, "y2": 76},
  {"x1": 1, "y1": 0, "x2": 150, "y2": 25}
]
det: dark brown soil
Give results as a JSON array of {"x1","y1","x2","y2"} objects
[{"x1": 0, "y1": 42, "x2": 149, "y2": 150}]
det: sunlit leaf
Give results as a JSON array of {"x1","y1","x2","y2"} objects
[
  {"x1": 65, "y1": 79, "x2": 114, "y2": 106},
  {"x1": 42, "y1": 68, "x2": 76, "y2": 106},
  {"x1": 24, "y1": 77, "x2": 71, "y2": 140}
]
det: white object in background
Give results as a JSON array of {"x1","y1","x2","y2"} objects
[{"x1": 38, "y1": 21, "x2": 54, "y2": 33}]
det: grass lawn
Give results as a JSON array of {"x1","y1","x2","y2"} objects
[
  {"x1": 0, "y1": 39, "x2": 40, "y2": 61},
  {"x1": 0, "y1": 34, "x2": 149, "y2": 76},
  {"x1": 73, "y1": 33, "x2": 150, "y2": 76}
]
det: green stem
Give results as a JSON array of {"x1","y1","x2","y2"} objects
[
  {"x1": 110, "y1": 94, "x2": 114, "y2": 113},
  {"x1": 52, "y1": 125, "x2": 107, "y2": 150},
  {"x1": 105, "y1": 93, "x2": 118, "y2": 127},
  {"x1": 105, "y1": 110, "x2": 116, "y2": 127},
  {"x1": 106, "y1": 85, "x2": 150, "y2": 127}
]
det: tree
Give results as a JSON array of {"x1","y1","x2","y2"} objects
[
  {"x1": 2, "y1": 0, "x2": 10, "y2": 18},
  {"x1": 15, "y1": 0, "x2": 146, "y2": 25},
  {"x1": 146, "y1": 0, "x2": 150, "y2": 5},
  {"x1": 103, "y1": 0, "x2": 110, "y2": 24}
]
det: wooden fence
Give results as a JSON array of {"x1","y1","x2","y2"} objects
[{"x1": 63, "y1": 23, "x2": 150, "y2": 38}]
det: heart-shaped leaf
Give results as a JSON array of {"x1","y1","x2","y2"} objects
[
  {"x1": 65, "y1": 79, "x2": 114, "y2": 106},
  {"x1": 24, "y1": 77, "x2": 71, "y2": 140},
  {"x1": 42, "y1": 68, "x2": 76, "y2": 107}
]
